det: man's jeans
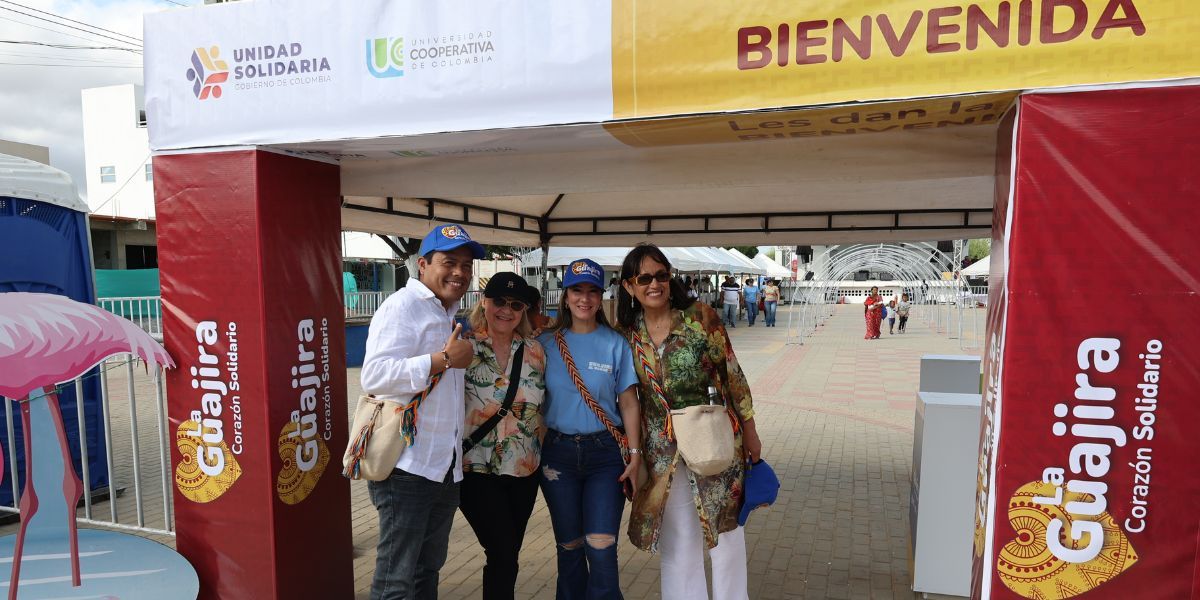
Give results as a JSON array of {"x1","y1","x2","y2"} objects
[
  {"x1": 722, "y1": 303, "x2": 738, "y2": 327},
  {"x1": 540, "y1": 430, "x2": 626, "y2": 600},
  {"x1": 368, "y1": 468, "x2": 461, "y2": 600}
]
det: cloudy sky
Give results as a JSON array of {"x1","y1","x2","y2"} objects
[{"x1": 0, "y1": 0, "x2": 191, "y2": 200}]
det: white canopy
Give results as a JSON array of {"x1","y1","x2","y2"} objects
[
  {"x1": 721, "y1": 248, "x2": 765, "y2": 275},
  {"x1": 753, "y1": 254, "x2": 794, "y2": 279},
  {"x1": 520, "y1": 246, "x2": 762, "y2": 275},
  {"x1": 961, "y1": 255, "x2": 991, "y2": 277},
  {"x1": 0, "y1": 153, "x2": 87, "y2": 213}
]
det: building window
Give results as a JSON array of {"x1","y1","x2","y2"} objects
[
  {"x1": 100, "y1": 166, "x2": 116, "y2": 183},
  {"x1": 145, "y1": 164, "x2": 153, "y2": 182}
]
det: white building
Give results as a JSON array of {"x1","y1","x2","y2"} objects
[
  {"x1": 82, "y1": 84, "x2": 154, "y2": 221},
  {"x1": 81, "y1": 84, "x2": 399, "y2": 282}
]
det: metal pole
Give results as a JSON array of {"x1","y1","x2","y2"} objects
[
  {"x1": 100, "y1": 361, "x2": 117, "y2": 523},
  {"x1": 126, "y1": 360, "x2": 144, "y2": 527},
  {"x1": 76, "y1": 378, "x2": 92, "y2": 520},
  {"x1": 155, "y1": 368, "x2": 172, "y2": 531}
]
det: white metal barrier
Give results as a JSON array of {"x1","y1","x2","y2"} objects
[
  {"x1": 1, "y1": 354, "x2": 175, "y2": 537},
  {"x1": 97, "y1": 296, "x2": 163, "y2": 341}
]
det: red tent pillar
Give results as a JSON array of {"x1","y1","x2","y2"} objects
[
  {"x1": 973, "y1": 85, "x2": 1200, "y2": 599},
  {"x1": 154, "y1": 149, "x2": 353, "y2": 599}
]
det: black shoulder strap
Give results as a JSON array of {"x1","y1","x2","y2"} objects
[{"x1": 463, "y1": 342, "x2": 526, "y2": 453}]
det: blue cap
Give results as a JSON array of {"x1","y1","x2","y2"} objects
[
  {"x1": 738, "y1": 459, "x2": 780, "y2": 527},
  {"x1": 418, "y1": 224, "x2": 485, "y2": 259},
  {"x1": 563, "y1": 258, "x2": 604, "y2": 290}
]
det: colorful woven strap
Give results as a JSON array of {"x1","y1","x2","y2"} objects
[
  {"x1": 629, "y1": 328, "x2": 676, "y2": 440},
  {"x1": 630, "y1": 323, "x2": 741, "y2": 441},
  {"x1": 399, "y1": 371, "x2": 444, "y2": 448},
  {"x1": 554, "y1": 331, "x2": 627, "y2": 448}
]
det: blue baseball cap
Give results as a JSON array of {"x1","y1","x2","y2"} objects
[
  {"x1": 563, "y1": 258, "x2": 604, "y2": 290},
  {"x1": 738, "y1": 459, "x2": 780, "y2": 527},
  {"x1": 418, "y1": 224, "x2": 485, "y2": 259}
]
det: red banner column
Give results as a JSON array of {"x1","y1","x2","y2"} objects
[
  {"x1": 154, "y1": 149, "x2": 353, "y2": 599},
  {"x1": 972, "y1": 85, "x2": 1200, "y2": 599}
]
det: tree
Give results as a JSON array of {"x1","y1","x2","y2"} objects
[
  {"x1": 967, "y1": 238, "x2": 991, "y2": 260},
  {"x1": 728, "y1": 246, "x2": 759, "y2": 258}
]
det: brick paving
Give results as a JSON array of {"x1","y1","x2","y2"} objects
[{"x1": 1, "y1": 302, "x2": 986, "y2": 599}]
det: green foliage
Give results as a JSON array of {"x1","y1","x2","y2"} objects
[{"x1": 967, "y1": 238, "x2": 991, "y2": 259}]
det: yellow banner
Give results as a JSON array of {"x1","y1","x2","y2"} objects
[
  {"x1": 605, "y1": 92, "x2": 1016, "y2": 147},
  {"x1": 612, "y1": 0, "x2": 1198, "y2": 119}
]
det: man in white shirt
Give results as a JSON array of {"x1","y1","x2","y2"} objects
[
  {"x1": 720, "y1": 275, "x2": 742, "y2": 328},
  {"x1": 361, "y1": 223, "x2": 482, "y2": 600}
]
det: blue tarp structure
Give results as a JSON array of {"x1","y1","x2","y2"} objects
[{"x1": 0, "y1": 161, "x2": 110, "y2": 506}]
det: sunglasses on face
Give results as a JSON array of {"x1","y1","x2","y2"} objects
[
  {"x1": 491, "y1": 297, "x2": 528, "y2": 311},
  {"x1": 628, "y1": 271, "x2": 671, "y2": 286}
]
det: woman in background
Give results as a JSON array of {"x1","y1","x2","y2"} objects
[{"x1": 864, "y1": 286, "x2": 883, "y2": 340}]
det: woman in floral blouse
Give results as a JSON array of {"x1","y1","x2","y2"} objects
[
  {"x1": 461, "y1": 272, "x2": 546, "y2": 600},
  {"x1": 617, "y1": 244, "x2": 762, "y2": 600}
]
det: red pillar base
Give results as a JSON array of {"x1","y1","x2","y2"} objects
[{"x1": 155, "y1": 150, "x2": 353, "y2": 599}]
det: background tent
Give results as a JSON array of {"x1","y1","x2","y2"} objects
[
  {"x1": 0, "y1": 153, "x2": 110, "y2": 505},
  {"x1": 753, "y1": 254, "x2": 794, "y2": 280},
  {"x1": 961, "y1": 255, "x2": 990, "y2": 278}
]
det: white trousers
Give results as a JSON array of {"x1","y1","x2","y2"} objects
[{"x1": 659, "y1": 466, "x2": 749, "y2": 600}]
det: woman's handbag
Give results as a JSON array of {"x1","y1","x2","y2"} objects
[
  {"x1": 630, "y1": 328, "x2": 740, "y2": 478},
  {"x1": 342, "y1": 373, "x2": 443, "y2": 481},
  {"x1": 670, "y1": 395, "x2": 738, "y2": 477},
  {"x1": 553, "y1": 331, "x2": 644, "y2": 500}
]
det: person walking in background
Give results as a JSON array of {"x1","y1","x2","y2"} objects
[
  {"x1": 617, "y1": 244, "x2": 762, "y2": 600},
  {"x1": 887, "y1": 299, "x2": 897, "y2": 335},
  {"x1": 538, "y1": 258, "x2": 643, "y2": 600},
  {"x1": 863, "y1": 286, "x2": 883, "y2": 340},
  {"x1": 460, "y1": 273, "x2": 546, "y2": 600},
  {"x1": 360, "y1": 224, "x2": 484, "y2": 600},
  {"x1": 762, "y1": 279, "x2": 780, "y2": 327},
  {"x1": 742, "y1": 278, "x2": 760, "y2": 327},
  {"x1": 897, "y1": 293, "x2": 912, "y2": 334},
  {"x1": 719, "y1": 276, "x2": 741, "y2": 328}
]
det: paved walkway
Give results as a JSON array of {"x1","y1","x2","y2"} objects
[
  {"x1": 0, "y1": 302, "x2": 984, "y2": 599},
  {"x1": 347, "y1": 303, "x2": 982, "y2": 599}
]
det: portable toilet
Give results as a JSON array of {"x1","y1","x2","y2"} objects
[{"x1": 0, "y1": 153, "x2": 110, "y2": 505}]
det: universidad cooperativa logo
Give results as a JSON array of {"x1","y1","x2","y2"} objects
[
  {"x1": 366, "y1": 37, "x2": 404, "y2": 78},
  {"x1": 186, "y1": 46, "x2": 229, "y2": 100}
]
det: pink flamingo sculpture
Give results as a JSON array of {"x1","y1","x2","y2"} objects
[{"x1": 0, "y1": 292, "x2": 173, "y2": 599}]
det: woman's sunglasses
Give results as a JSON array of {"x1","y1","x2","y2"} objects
[
  {"x1": 628, "y1": 271, "x2": 671, "y2": 286},
  {"x1": 491, "y1": 297, "x2": 528, "y2": 311}
]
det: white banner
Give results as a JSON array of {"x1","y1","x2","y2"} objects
[{"x1": 145, "y1": 0, "x2": 613, "y2": 151}]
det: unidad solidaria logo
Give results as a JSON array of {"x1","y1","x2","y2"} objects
[
  {"x1": 366, "y1": 37, "x2": 404, "y2": 78},
  {"x1": 186, "y1": 46, "x2": 229, "y2": 100}
]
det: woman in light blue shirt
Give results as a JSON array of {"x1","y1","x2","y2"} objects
[{"x1": 537, "y1": 258, "x2": 643, "y2": 600}]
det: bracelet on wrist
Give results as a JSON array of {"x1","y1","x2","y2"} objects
[
  {"x1": 441, "y1": 350, "x2": 452, "y2": 370},
  {"x1": 626, "y1": 448, "x2": 642, "y2": 456}
]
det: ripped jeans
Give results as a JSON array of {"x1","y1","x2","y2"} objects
[{"x1": 539, "y1": 429, "x2": 626, "y2": 600}]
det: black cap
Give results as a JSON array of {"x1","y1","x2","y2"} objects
[{"x1": 483, "y1": 272, "x2": 537, "y2": 307}]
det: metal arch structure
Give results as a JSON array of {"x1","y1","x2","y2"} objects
[{"x1": 784, "y1": 243, "x2": 981, "y2": 347}]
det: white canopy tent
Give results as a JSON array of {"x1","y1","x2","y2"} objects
[
  {"x1": 961, "y1": 255, "x2": 990, "y2": 278},
  {"x1": 753, "y1": 254, "x2": 794, "y2": 280},
  {"x1": 521, "y1": 246, "x2": 743, "y2": 275},
  {"x1": 724, "y1": 248, "x2": 766, "y2": 276}
]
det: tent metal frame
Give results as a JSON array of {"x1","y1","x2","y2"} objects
[{"x1": 340, "y1": 196, "x2": 990, "y2": 242}]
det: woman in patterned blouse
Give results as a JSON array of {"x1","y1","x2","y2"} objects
[
  {"x1": 460, "y1": 272, "x2": 546, "y2": 600},
  {"x1": 617, "y1": 244, "x2": 763, "y2": 600}
]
